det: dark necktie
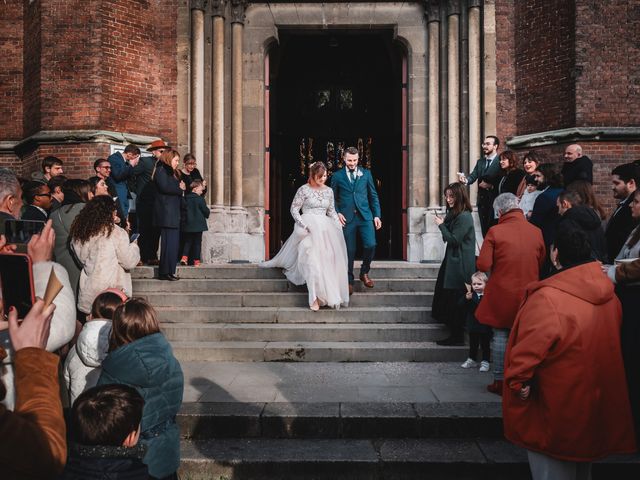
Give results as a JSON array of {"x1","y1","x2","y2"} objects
[{"x1": 349, "y1": 170, "x2": 355, "y2": 182}]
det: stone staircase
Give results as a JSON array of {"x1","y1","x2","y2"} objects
[
  {"x1": 132, "y1": 262, "x2": 466, "y2": 363},
  {"x1": 131, "y1": 263, "x2": 640, "y2": 479}
]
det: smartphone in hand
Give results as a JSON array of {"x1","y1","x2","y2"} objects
[
  {"x1": 0, "y1": 253, "x2": 35, "y2": 318},
  {"x1": 130, "y1": 233, "x2": 140, "y2": 243},
  {"x1": 4, "y1": 219, "x2": 45, "y2": 245}
]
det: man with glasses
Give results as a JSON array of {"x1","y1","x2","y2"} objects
[
  {"x1": 107, "y1": 144, "x2": 141, "y2": 222},
  {"x1": 458, "y1": 135, "x2": 502, "y2": 236},
  {"x1": 21, "y1": 181, "x2": 52, "y2": 221},
  {"x1": 133, "y1": 139, "x2": 169, "y2": 265}
]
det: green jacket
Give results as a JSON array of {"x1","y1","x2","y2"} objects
[
  {"x1": 438, "y1": 210, "x2": 476, "y2": 289},
  {"x1": 183, "y1": 192, "x2": 210, "y2": 232},
  {"x1": 98, "y1": 333, "x2": 183, "y2": 478}
]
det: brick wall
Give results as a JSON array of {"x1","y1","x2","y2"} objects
[
  {"x1": 20, "y1": 143, "x2": 111, "y2": 180},
  {"x1": 511, "y1": 142, "x2": 640, "y2": 215},
  {"x1": 100, "y1": 0, "x2": 178, "y2": 143},
  {"x1": 0, "y1": 1, "x2": 23, "y2": 141},
  {"x1": 23, "y1": 0, "x2": 42, "y2": 136},
  {"x1": 514, "y1": 0, "x2": 576, "y2": 135},
  {"x1": 494, "y1": 0, "x2": 517, "y2": 140},
  {"x1": 575, "y1": 0, "x2": 640, "y2": 126}
]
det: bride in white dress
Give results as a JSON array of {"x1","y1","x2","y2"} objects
[{"x1": 261, "y1": 162, "x2": 349, "y2": 311}]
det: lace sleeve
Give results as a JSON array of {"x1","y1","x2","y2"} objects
[
  {"x1": 326, "y1": 188, "x2": 339, "y2": 222},
  {"x1": 290, "y1": 186, "x2": 307, "y2": 229}
]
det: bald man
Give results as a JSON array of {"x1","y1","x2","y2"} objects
[{"x1": 561, "y1": 144, "x2": 593, "y2": 186}]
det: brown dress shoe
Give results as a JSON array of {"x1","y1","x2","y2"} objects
[
  {"x1": 348, "y1": 284, "x2": 354, "y2": 296},
  {"x1": 360, "y1": 273, "x2": 374, "y2": 288},
  {"x1": 487, "y1": 380, "x2": 503, "y2": 396}
]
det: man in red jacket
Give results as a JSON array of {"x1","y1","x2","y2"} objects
[{"x1": 476, "y1": 193, "x2": 546, "y2": 395}]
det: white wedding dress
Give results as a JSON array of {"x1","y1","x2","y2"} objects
[{"x1": 261, "y1": 184, "x2": 349, "y2": 308}]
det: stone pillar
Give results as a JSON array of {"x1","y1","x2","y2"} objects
[
  {"x1": 468, "y1": 2, "x2": 482, "y2": 205},
  {"x1": 447, "y1": 1, "x2": 461, "y2": 184},
  {"x1": 483, "y1": 0, "x2": 497, "y2": 137},
  {"x1": 230, "y1": 0, "x2": 246, "y2": 210},
  {"x1": 190, "y1": 0, "x2": 206, "y2": 172},
  {"x1": 210, "y1": 0, "x2": 225, "y2": 210},
  {"x1": 426, "y1": 2, "x2": 440, "y2": 208}
]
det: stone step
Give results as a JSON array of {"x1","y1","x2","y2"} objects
[
  {"x1": 179, "y1": 438, "x2": 640, "y2": 479},
  {"x1": 170, "y1": 341, "x2": 466, "y2": 362},
  {"x1": 157, "y1": 306, "x2": 434, "y2": 324},
  {"x1": 142, "y1": 291, "x2": 433, "y2": 308},
  {"x1": 133, "y1": 263, "x2": 441, "y2": 280},
  {"x1": 177, "y1": 402, "x2": 503, "y2": 439},
  {"x1": 133, "y1": 277, "x2": 436, "y2": 293},
  {"x1": 163, "y1": 323, "x2": 447, "y2": 343}
]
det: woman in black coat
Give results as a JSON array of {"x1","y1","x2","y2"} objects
[
  {"x1": 153, "y1": 149, "x2": 185, "y2": 281},
  {"x1": 497, "y1": 150, "x2": 526, "y2": 196}
]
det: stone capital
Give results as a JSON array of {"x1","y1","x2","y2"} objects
[
  {"x1": 209, "y1": 0, "x2": 225, "y2": 17},
  {"x1": 230, "y1": 0, "x2": 247, "y2": 24},
  {"x1": 190, "y1": 0, "x2": 207, "y2": 11},
  {"x1": 423, "y1": 0, "x2": 440, "y2": 23},
  {"x1": 448, "y1": 0, "x2": 461, "y2": 16}
]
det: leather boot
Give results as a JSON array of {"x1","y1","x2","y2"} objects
[{"x1": 487, "y1": 380, "x2": 503, "y2": 396}]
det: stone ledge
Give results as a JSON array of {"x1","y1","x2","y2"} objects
[{"x1": 507, "y1": 127, "x2": 640, "y2": 149}]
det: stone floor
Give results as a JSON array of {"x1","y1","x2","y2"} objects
[{"x1": 181, "y1": 361, "x2": 502, "y2": 404}]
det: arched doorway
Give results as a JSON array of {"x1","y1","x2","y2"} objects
[{"x1": 267, "y1": 30, "x2": 405, "y2": 260}]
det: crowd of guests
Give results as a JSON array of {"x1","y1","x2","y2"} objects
[
  {"x1": 0, "y1": 139, "x2": 205, "y2": 478},
  {"x1": 435, "y1": 138, "x2": 640, "y2": 479}
]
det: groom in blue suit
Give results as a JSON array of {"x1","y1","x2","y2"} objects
[{"x1": 331, "y1": 146, "x2": 382, "y2": 295}]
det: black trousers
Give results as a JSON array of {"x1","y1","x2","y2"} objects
[
  {"x1": 469, "y1": 332, "x2": 491, "y2": 362},
  {"x1": 181, "y1": 232, "x2": 203, "y2": 263},
  {"x1": 159, "y1": 227, "x2": 179, "y2": 276},
  {"x1": 477, "y1": 198, "x2": 495, "y2": 237},
  {"x1": 137, "y1": 201, "x2": 160, "y2": 262}
]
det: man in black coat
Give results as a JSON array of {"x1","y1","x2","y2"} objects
[
  {"x1": 557, "y1": 190, "x2": 606, "y2": 262},
  {"x1": 605, "y1": 163, "x2": 638, "y2": 262},
  {"x1": 562, "y1": 144, "x2": 593, "y2": 186},
  {"x1": 458, "y1": 135, "x2": 502, "y2": 236}
]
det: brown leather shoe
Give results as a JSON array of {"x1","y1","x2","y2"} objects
[
  {"x1": 486, "y1": 380, "x2": 503, "y2": 396},
  {"x1": 348, "y1": 284, "x2": 354, "y2": 296},
  {"x1": 359, "y1": 273, "x2": 374, "y2": 288}
]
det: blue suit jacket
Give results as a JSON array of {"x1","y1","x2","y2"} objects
[
  {"x1": 107, "y1": 151, "x2": 135, "y2": 213},
  {"x1": 330, "y1": 167, "x2": 381, "y2": 223}
]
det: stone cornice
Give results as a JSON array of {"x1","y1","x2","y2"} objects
[
  {"x1": 6, "y1": 130, "x2": 161, "y2": 155},
  {"x1": 230, "y1": 0, "x2": 247, "y2": 24},
  {"x1": 506, "y1": 127, "x2": 640, "y2": 149}
]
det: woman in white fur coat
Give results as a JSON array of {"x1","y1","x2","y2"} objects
[{"x1": 70, "y1": 196, "x2": 140, "y2": 314}]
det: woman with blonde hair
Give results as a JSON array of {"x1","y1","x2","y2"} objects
[{"x1": 152, "y1": 149, "x2": 185, "y2": 281}]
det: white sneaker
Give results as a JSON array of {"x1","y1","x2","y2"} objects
[
  {"x1": 479, "y1": 361, "x2": 490, "y2": 372},
  {"x1": 461, "y1": 358, "x2": 478, "y2": 369}
]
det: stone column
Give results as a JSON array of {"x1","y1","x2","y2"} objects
[
  {"x1": 426, "y1": 2, "x2": 440, "y2": 208},
  {"x1": 230, "y1": 0, "x2": 246, "y2": 210},
  {"x1": 483, "y1": 0, "x2": 497, "y2": 137},
  {"x1": 190, "y1": 0, "x2": 206, "y2": 172},
  {"x1": 210, "y1": 0, "x2": 225, "y2": 210},
  {"x1": 468, "y1": 1, "x2": 482, "y2": 205},
  {"x1": 447, "y1": 1, "x2": 461, "y2": 184}
]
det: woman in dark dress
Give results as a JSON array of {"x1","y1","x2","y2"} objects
[
  {"x1": 431, "y1": 182, "x2": 477, "y2": 346},
  {"x1": 180, "y1": 154, "x2": 207, "y2": 194},
  {"x1": 153, "y1": 149, "x2": 185, "y2": 281},
  {"x1": 497, "y1": 150, "x2": 526, "y2": 196}
]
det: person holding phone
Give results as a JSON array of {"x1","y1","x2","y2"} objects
[
  {"x1": 431, "y1": 182, "x2": 476, "y2": 346},
  {"x1": 0, "y1": 220, "x2": 76, "y2": 409},
  {"x1": 70, "y1": 196, "x2": 140, "y2": 315}
]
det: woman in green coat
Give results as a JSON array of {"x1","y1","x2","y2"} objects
[{"x1": 431, "y1": 182, "x2": 477, "y2": 346}]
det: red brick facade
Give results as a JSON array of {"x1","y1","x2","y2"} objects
[{"x1": 0, "y1": 0, "x2": 178, "y2": 177}]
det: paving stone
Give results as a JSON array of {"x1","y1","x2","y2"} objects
[
  {"x1": 261, "y1": 402, "x2": 341, "y2": 438},
  {"x1": 178, "y1": 402, "x2": 265, "y2": 439},
  {"x1": 341, "y1": 403, "x2": 419, "y2": 438},
  {"x1": 416, "y1": 402, "x2": 504, "y2": 438}
]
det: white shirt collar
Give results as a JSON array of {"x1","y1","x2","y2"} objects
[{"x1": 33, "y1": 205, "x2": 47, "y2": 216}]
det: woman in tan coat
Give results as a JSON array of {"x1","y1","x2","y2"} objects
[
  {"x1": 70, "y1": 196, "x2": 140, "y2": 314},
  {"x1": 504, "y1": 224, "x2": 636, "y2": 479}
]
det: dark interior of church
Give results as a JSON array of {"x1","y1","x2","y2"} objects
[{"x1": 268, "y1": 30, "x2": 405, "y2": 259}]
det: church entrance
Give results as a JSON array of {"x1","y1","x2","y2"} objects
[{"x1": 267, "y1": 30, "x2": 405, "y2": 260}]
